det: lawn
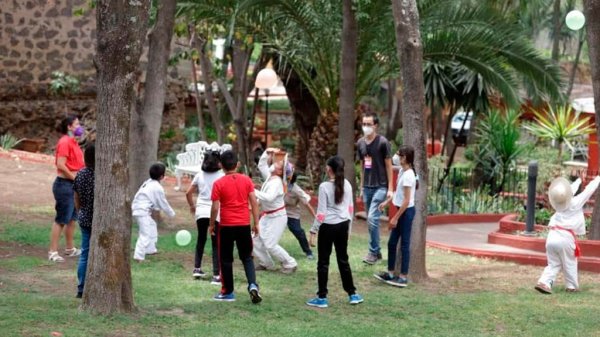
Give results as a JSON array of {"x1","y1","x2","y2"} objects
[{"x1": 2, "y1": 214, "x2": 600, "y2": 337}]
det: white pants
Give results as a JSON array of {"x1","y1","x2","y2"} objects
[
  {"x1": 253, "y1": 212, "x2": 297, "y2": 269},
  {"x1": 538, "y1": 230, "x2": 579, "y2": 290},
  {"x1": 134, "y1": 215, "x2": 158, "y2": 261}
]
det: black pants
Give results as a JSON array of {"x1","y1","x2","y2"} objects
[
  {"x1": 287, "y1": 217, "x2": 313, "y2": 255},
  {"x1": 317, "y1": 220, "x2": 356, "y2": 298},
  {"x1": 195, "y1": 218, "x2": 219, "y2": 275},
  {"x1": 218, "y1": 225, "x2": 257, "y2": 295}
]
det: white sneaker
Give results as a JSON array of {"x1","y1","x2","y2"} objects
[
  {"x1": 64, "y1": 247, "x2": 82, "y2": 257},
  {"x1": 48, "y1": 251, "x2": 65, "y2": 262}
]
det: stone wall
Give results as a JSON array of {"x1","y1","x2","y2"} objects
[{"x1": 0, "y1": 0, "x2": 96, "y2": 92}]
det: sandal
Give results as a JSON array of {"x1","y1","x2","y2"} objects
[
  {"x1": 48, "y1": 251, "x2": 65, "y2": 262},
  {"x1": 565, "y1": 288, "x2": 580, "y2": 293},
  {"x1": 64, "y1": 247, "x2": 81, "y2": 257}
]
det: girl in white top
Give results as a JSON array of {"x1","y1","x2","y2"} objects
[
  {"x1": 185, "y1": 150, "x2": 224, "y2": 283},
  {"x1": 306, "y1": 155, "x2": 363, "y2": 308},
  {"x1": 374, "y1": 145, "x2": 417, "y2": 288}
]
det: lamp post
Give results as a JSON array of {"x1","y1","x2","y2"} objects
[{"x1": 255, "y1": 68, "x2": 278, "y2": 147}]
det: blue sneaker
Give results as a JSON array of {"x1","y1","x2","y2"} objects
[
  {"x1": 349, "y1": 293, "x2": 364, "y2": 305},
  {"x1": 248, "y1": 283, "x2": 262, "y2": 304},
  {"x1": 386, "y1": 276, "x2": 408, "y2": 288},
  {"x1": 306, "y1": 297, "x2": 328, "y2": 308},
  {"x1": 213, "y1": 292, "x2": 236, "y2": 302}
]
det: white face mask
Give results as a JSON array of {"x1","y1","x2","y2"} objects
[
  {"x1": 392, "y1": 154, "x2": 400, "y2": 166},
  {"x1": 362, "y1": 126, "x2": 374, "y2": 136},
  {"x1": 269, "y1": 164, "x2": 275, "y2": 173}
]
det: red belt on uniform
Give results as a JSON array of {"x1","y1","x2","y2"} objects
[
  {"x1": 260, "y1": 205, "x2": 286, "y2": 219},
  {"x1": 551, "y1": 225, "x2": 581, "y2": 257}
]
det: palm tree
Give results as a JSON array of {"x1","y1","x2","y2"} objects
[{"x1": 524, "y1": 106, "x2": 595, "y2": 161}]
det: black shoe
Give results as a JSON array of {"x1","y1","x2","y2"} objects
[
  {"x1": 376, "y1": 252, "x2": 383, "y2": 260},
  {"x1": 248, "y1": 283, "x2": 262, "y2": 304},
  {"x1": 76, "y1": 292, "x2": 83, "y2": 299},
  {"x1": 373, "y1": 271, "x2": 395, "y2": 282}
]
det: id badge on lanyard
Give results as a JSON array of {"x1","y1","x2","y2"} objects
[{"x1": 364, "y1": 156, "x2": 372, "y2": 170}]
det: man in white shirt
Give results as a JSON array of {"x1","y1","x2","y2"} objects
[{"x1": 253, "y1": 148, "x2": 298, "y2": 273}]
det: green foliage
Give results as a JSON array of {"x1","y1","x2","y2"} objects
[
  {"x1": 456, "y1": 187, "x2": 522, "y2": 214},
  {"x1": 520, "y1": 144, "x2": 566, "y2": 194},
  {"x1": 516, "y1": 207, "x2": 554, "y2": 226},
  {"x1": 523, "y1": 106, "x2": 595, "y2": 160},
  {"x1": 469, "y1": 109, "x2": 526, "y2": 193},
  {"x1": 0, "y1": 133, "x2": 23, "y2": 150},
  {"x1": 48, "y1": 71, "x2": 80, "y2": 97},
  {"x1": 183, "y1": 126, "x2": 201, "y2": 143},
  {"x1": 160, "y1": 128, "x2": 177, "y2": 140}
]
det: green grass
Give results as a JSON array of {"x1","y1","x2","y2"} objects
[{"x1": 2, "y1": 217, "x2": 600, "y2": 337}]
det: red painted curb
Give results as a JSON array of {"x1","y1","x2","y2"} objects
[{"x1": 427, "y1": 213, "x2": 507, "y2": 225}]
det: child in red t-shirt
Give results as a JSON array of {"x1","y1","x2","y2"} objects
[{"x1": 210, "y1": 150, "x2": 262, "y2": 303}]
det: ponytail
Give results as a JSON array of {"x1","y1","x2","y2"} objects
[{"x1": 326, "y1": 155, "x2": 345, "y2": 204}]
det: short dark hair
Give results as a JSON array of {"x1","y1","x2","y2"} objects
[
  {"x1": 362, "y1": 111, "x2": 379, "y2": 125},
  {"x1": 202, "y1": 150, "x2": 221, "y2": 173},
  {"x1": 220, "y1": 150, "x2": 238, "y2": 171},
  {"x1": 84, "y1": 143, "x2": 95, "y2": 169},
  {"x1": 59, "y1": 115, "x2": 79, "y2": 134},
  {"x1": 149, "y1": 162, "x2": 166, "y2": 180}
]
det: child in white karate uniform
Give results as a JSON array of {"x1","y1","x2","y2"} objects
[
  {"x1": 132, "y1": 163, "x2": 176, "y2": 262},
  {"x1": 535, "y1": 175, "x2": 600, "y2": 294}
]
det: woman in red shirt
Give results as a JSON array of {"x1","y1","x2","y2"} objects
[{"x1": 48, "y1": 115, "x2": 85, "y2": 262}]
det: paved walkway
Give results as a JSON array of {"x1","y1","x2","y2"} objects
[{"x1": 427, "y1": 222, "x2": 544, "y2": 256}]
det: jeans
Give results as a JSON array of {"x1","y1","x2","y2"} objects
[
  {"x1": 362, "y1": 186, "x2": 388, "y2": 255},
  {"x1": 218, "y1": 225, "x2": 257, "y2": 295},
  {"x1": 316, "y1": 220, "x2": 356, "y2": 298},
  {"x1": 287, "y1": 217, "x2": 312, "y2": 256},
  {"x1": 77, "y1": 226, "x2": 91, "y2": 294},
  {"x1": 387, "y1": 207, "x2": 415, "y2": 275},
  {"x1": 195, "y1": 218, "x2": 219, "y2": 275}
]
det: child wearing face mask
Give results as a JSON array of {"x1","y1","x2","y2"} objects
[{"x1": 375, "y1": 145, "x2": 418, "y2": 288}]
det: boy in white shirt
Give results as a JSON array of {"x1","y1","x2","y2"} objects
[
  {"x1": 132, "y1": 163, "x2": 176, "y2": 262},
  {"x1": 535, "y1": 175, "x2": 600, "y2": 294}
]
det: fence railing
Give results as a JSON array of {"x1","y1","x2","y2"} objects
[
  {"x1": 427, "y1": 167, "x2": 528, "y2": 214},
  {"x1": 427, "y1": 166, "x2": 600, "y2": 215}
]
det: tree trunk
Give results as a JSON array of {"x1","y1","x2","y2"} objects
[
  {"x1": 551, "y1": 0, "x2": 562, "y2": 62},
  {"x1": 274, "y1": 61, "x2": 320, "y2": 171},
  {"x1": 566, "y1": 30, "x2": 585, "y2": 99},
  {"x1": 196, "y1": 33, "x2": 225, "y2": 143},
  {"x1": 83, "y1": 0, "x2": 150, "y2": 314},
  {"x1": 188, "y1": 26, "x2": 207, "y2": 141},
  {"x1": 391, "y1": 0, "x2": 429, "y2": 282},
  {"x1": 339, "y1": 0, "x2": 359, "y2": 192},
  {"x1": 307, "y1": 111, "x2": 339, "y2": 185},
  {"x1": 385, "y1": 78, "x2": 402, "y2": 141},
  {"x1": 584, "y1": 0, "x2": 600, "y2": 239},
  {"x1": 129, "y1": 0, "x2": 177, "y2": 192}
]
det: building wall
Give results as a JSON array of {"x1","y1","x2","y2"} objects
[{"x1": 0, "y1": 0, "x2": 96, "y2": 93}]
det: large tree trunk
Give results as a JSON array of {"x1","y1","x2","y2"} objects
[
  {"x1": 274, "y1": 61, "x2": 320, "y2": 171},
  {"x1": 129, "y1": 0, "x2": 177, "y2": 192},
  {"x1": 83, "y1": 0, "x2": 150, "y2": 314},
  {"x1": 584, "y1": 0, "x2": 600, "y2": 240},
  {"x1": 307, "y1": 111, "x2": 339, "y2": 185},
  {"x1": 339, "y1": 0, "x2": 359, "y2": 192},
  {"x1": 391, "y1": 0, "x2": 429, "y2": 282},
  {"x1": 188, "y1": 26, "x2": 207, "y2": 141}
]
